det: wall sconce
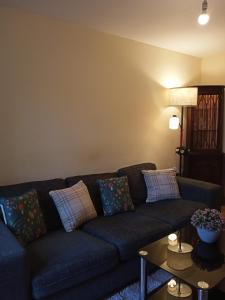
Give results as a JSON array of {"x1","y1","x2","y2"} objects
[{"x1": 169, "y1": 115, "x2": 180, "y2": 130}]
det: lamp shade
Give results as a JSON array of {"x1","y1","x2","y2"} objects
[{"x1": 169, "y1": 87, "x2": 198, "y2": 107}]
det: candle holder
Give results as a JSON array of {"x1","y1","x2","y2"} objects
[
  {"x1": 167, "y1": 279, "x2": 192, "y2": 298},
  {"x1": 168, "y1": 231, "x2": 193, "y2": 254},
  {"x1": 167, "y1": 248, "x2": 193, "y2": 270},
  {"x1": 168, "y1": 233, "x2": 178, "y2": 246}
]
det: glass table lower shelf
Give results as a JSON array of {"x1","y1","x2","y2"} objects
[{"x1": 147, "y1": 280, "x2": 225, "y2": 300}]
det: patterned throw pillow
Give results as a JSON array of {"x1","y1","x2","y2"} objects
[
  {"x1": 49, "y1": 180, "x2": 97, "y2": 232},
  {"x1": 142, "y1": 168, "x2": 181, "y2": 203},
  {"x1": 0, "y1": 190, "x2": 46, "y2": 245},
  {"x1": 98, "y1": 176, "x2": 134, "y2": 216}
]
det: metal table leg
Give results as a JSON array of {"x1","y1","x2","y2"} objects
[
  {"x1": 197, "y1": 281, "x2": 209, "y2": 300},
  {"x1": 197, "y1": 288, "x2": 208, "y2": 300},
  {"x1": 139, "y1": 251, "x2": 148, "y2": 300}
]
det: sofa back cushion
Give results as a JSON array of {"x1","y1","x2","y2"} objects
[
  {"x1": 0, "y1": 179, "x2": 65, "y2": 231},
  {"x1": 65, "y1": 173, "x2": 117, "y2": 215},
  {"x1": 117, "y1": 163, "x2": 156, "y2": 205}
]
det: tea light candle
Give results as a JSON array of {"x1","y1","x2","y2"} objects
[
  {"x1": 168, "y1": 233, "x2": 178, "y2": 246},
  {"x1": 167, "y1": 279, "x2": 177, "y2": 293}
]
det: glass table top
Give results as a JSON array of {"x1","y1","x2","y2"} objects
[{"x1": 140, "y1": 225, "x2": 225, "y2": 290}]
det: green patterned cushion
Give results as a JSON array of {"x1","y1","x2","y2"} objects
[
  {"x1": 0, "y1": 190, "x2": 46, "y2": 245},
  {"x1": 98, "y1": 176, "x2": 134, "y2": 216}
]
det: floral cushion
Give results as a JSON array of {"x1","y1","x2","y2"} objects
[
  {"x1": 0, "y1": 190, "x2": 46, "y2": 245},
  {"x1": 98, "y1": 176, "x2": 134, "y2": 216}
]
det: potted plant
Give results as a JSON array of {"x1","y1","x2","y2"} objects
[{"x1": 191, "y1": 208, "x2": 225, "y2": 243}]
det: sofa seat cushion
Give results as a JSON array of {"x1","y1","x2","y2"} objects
[
  {"x1": 82, "y1": 212, "x2": 172, "y2": 261},
  {"x1": 27, "y1": 230, "x2": 118, "y2": 299},
  {"x1": 136, "y1": 199, "x2": 206, "y2": 229}
]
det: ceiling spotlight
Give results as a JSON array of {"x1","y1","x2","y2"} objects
[{"x1": 198, "y1": 0, "x2": 210, "y2": 25}]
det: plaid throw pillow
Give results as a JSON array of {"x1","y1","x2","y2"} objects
[
  {"x1": 49, "y1": 181, "x2": 97, "y2": 232},
  {"x1": 142, "y1": 168, "x2": 181, "y2": 203},
  {"x1": 0, "y1": 190, "x2": 46, "y2": 245}
]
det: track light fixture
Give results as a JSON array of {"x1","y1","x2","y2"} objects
[{"x1": 198, "y1": 0, "x2": 210, "y2": 25}]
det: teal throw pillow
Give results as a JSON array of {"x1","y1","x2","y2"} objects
[
  {"x1": 0, "y1": 190, "x2": 46, "y2": 245},
  {"x1": 98, "y1": 176, "x2": 134, "y2": 216}
]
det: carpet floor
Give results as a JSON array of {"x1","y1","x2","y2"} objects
[{"x1": 106, "y1": 269, "x2": 172, "y2": 300}]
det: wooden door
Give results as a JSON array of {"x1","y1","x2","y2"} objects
[{"x1": 184, "y1": 86, "x2": 224, "y2": 184}]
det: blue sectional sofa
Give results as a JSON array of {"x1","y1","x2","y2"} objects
[{"x1": 0, "y1": 163, "x2": 223, "y2": 300}]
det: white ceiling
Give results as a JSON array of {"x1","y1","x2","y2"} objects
[{"x1": 1, "y1": 0, "x2": 225, "y2": 58}]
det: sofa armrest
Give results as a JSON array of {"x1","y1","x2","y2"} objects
[
  {"x1": 176, "y1": 176, "x2": 223, "y2": 210},
  {"x1": 0, "y1": 220, "x2": 30, "y2": 300}
]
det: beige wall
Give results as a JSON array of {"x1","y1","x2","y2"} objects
[
  {"x1": 201, "y1": 52, "x2": 225, "y2": 85},
  {"x1": 0, "y1": 7, "x2": 201, "y2": 185}
]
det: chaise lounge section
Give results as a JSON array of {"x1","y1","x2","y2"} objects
[{"x1": 0, "y1": 163, "x2": 223, "y2": 300}]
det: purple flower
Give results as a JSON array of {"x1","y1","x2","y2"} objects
[{"x1": 191, "y1": 208, "x2": 225, "y2": 232}]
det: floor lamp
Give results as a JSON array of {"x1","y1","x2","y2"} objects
[{"x1": 169, "y1": 87, "x2": 198, "y2": 176}]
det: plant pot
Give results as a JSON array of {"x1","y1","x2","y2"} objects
[{"x1": 196, "y1": 227, "x2": 221, "y2": 244}]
